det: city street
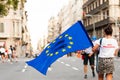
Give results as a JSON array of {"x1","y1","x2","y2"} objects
[
  {"x1": 0, "y1": 56, "x2": 120, "y2": 80},
  {"x1": 0, "y1": 1, "x2": 120, "y2": 80}
]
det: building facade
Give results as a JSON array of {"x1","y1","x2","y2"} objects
[
  {"x1": 47, "y1": 0, "x2": 83, "y2": 42},
  {"x1": 47, "y1": 0, "x2": 83, "y2": 56},
  {"x1": 0, "y1": 0, "x2": 31, "y2": 56},
  {"x1": 83, "y1": 0, "x2": 120, "y2": 41}
]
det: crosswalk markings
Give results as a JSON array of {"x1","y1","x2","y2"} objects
[
  {"x1": 48, "y1": 67, "x2": 52, "y2": 71},
  {"x1": 22, "y1": 59, "x2": 79, "y2": 72},
  {"x1": 24, "y1": 64, "x2": 28, "y2": 68},
  {"x1": 72, "y1": 67, "x2": 79, "y2": 71},
  {"x1": 58, "y1": 59, "x2": 79, "y2": 71},
  {"x1": 22, "y1": 64, "x2": 28, "y2": 72},
  {"x1": 61, "y1": 61, "x2": 65, "y2": 64},
  {"x1": 65, "y1": 64, "x2": 70, "y2": 67},
  {"x1": 22, "y1": 69, "x2": 26, "y2": 72}
]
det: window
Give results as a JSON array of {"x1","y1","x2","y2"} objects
[
  {"x1": 97, "y1": 0, "x2": 99, "y2": 7},
  {"x1": 95, "y1": 1, "x2": 98, "y2": 8},
  {"x1": 99, "y1": 0, "x2": 101, "y2": 5},
  {"x1": 91, "y1": 2, "x2": 94, "y2": 10},
  {"x1": 0, "y1": 23, "x2": 4, "y2": 33},
  {"x1": 105, "y1": 0, "x2": 107, "y2": 1},
  {"x1": 117, "y1": 17, "x2": 120, "y2": 25},
  {"x1": 93, "y1": 2, "x2": 95, "y2": 9},
  {"x1": 13, "y1": 21, "x2": 15, "y2": 34},
  {"x1": 102, "y1": 0, "x2": 105, "y2": 3},
  {"x1": 106, "y1": 10, "x2": 109, "y2": 16}
]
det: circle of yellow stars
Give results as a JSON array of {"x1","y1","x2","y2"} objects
[{"x1": 45, "y1": 34, "x2": 74, "y2": 56}]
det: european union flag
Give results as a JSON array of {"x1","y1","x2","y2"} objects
[{"x1": 26, "y1": 21, "x2": 93, "y2": 75}]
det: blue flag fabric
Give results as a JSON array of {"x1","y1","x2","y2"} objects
[{"x1": 26, "y1": 21, "x2": 93, "y2": 75}]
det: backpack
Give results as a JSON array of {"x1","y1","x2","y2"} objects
[{"x1": 96, "y1": 38, "x2": 102, "y2": 73}]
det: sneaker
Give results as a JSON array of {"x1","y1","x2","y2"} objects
[
  {"x1": 84, "y1": 74, "x2": 87, "y2": 79},
  {"x1": 92, "y1": 71, "x2": 95, "y2": 77}
]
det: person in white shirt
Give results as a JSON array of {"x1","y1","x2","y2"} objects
[
  {"x1": 8, "y1": 47, "x2": 13, "y2": 63},
  {"x1": 82, "y1": 37, "x2": 96, "y2": 79},
  {"x1": 0, "y1": 46, "x2": 5, "y2": 63},
  {"x1": 92, "y1": 25, "x2": 119, "y2": 80}
]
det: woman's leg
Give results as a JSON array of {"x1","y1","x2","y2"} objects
[
  {"x1": 98, "y1": 73, "x2": 104, "y2": 80},
  {"x1": 106, "y1": 73, "x2": 113, "y2": 80},
  {"x1": 1, "y1": 54, "x2": 5, "y2": 63}
]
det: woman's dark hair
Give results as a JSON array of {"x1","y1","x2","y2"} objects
[{"x1": 104, "y1": 24, "x2": 113, "y2": 35}]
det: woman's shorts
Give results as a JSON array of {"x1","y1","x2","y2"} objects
[{"x1": 98, "y1": 57, "x2": 114, "y2": 74}]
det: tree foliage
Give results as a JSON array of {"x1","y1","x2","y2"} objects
[
  {"x1": 0, "y1": 0, "x2": 19, "y2": 16},
  {"x1": 6, "y1": 0, "x2": 19, "y2": 10},
  {"x1": 0, "y1": 3, "x2": 8, "y2": 16}
]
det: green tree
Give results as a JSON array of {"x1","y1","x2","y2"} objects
[
  {"x1": 0, "y1": 0, "x2": 19, "y2": 16},
  {"x1": 0, "y1": 3, "x2": 8, "y2": 16},
  {"x1": 6, "y1": 0, "x2": 19, "y2": 10}
]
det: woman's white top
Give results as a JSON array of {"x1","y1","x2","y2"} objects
[{"x1": 95, "y1": 38, "x2": 118, "y2": 58}]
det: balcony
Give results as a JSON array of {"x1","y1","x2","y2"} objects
[{"x1": 85, "y1": 18, "x2": 111, "y2": 31}]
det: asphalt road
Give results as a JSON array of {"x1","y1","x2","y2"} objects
[{"x1": 0, "y1": 56, "x2": 120, "y2": 80}]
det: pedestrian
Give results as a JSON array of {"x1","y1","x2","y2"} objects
[
  {"x1": 0, "y1": 46, "x2": 5, "y2": 63},
  {"x1": 10, "y1": 45, "x2": 13, "y2": 54},
  {"x1": 8, "y1": 46, "x2": 13, "y2": 63},
  {"x1": 92, "y1": 24, "x2": 119, "y2": 80},
  {"x1": 82, "y1": 37, "x2": 96, "y2": 79},
  {"x1": 76, "y1": 50, "x2": 82, "y2": 58},
  {"x1": 4, "y1": 48, "x2": 8, "y2": 62},
  {"x1": 12, "y1": 47, "x2": 18, "y2": 62}
]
